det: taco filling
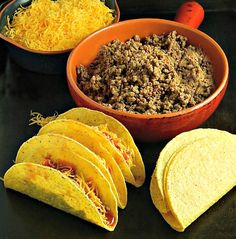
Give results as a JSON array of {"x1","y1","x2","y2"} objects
[
  {"x1": 43, "y1": 157, "x2": 115, "y2": 226},
  {"x1": 95, "y1": 125, "x2": 135, "y2": 168}
]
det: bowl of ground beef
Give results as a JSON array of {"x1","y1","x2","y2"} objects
[{"x1": 67, "y1": 18, "x2": 229, "y2": 142}]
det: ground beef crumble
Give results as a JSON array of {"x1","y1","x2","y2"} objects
[{"x1": 77, "y1": 31, "x2": 215, "y2": 114}]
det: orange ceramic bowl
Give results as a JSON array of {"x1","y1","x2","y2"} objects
[{"x1": 67, "y1": 19, "x2": 229, "y2": 142}]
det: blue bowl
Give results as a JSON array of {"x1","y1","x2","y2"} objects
[{"x1": 0, "y1": 0, "x2": 120, "y2": 74}]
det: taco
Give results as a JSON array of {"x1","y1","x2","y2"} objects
[
  {"x1": 15, "y1": 133, "x2": 127, "y2": 209},
  {"x1": 4, "y1": 137, "x2": 118, "y2": 231},
  {"x1": 30, "y1": 108, "x2": 145, "y2": 187},
  {"x1": 35, "y1": 127, "x2": 127, "y2": 208}
]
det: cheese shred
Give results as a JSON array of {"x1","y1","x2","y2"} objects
[
  {"x1": 29, "y1": 111, "x2": 58, "y2": 127},
  {"x1": 43, "y1": 158, "x2": 108, "y2": 223},
  {"x1": 4, "y1": 0, "x2": 114, "y2": 51}
]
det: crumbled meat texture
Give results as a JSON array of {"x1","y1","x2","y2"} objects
[{"x1": 77, "y1": 31, "x2": 215, "y2": 114}]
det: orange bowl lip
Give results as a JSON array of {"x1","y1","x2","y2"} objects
[
  {"x1": 0, "y1": 0, "x2": 120, "y2": 55},
  {"x1": 67, "y1": 18, "x2": 229, "y2": 119}
]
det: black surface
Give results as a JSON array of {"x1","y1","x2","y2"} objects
[
  {"x1": 118, "y1": 0, "x2": 236, "y2": 18},
  {"x1": 0, "y1": 2, "x2": 236, "y2": 239}
]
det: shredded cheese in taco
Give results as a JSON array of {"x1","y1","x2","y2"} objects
[
  {"x1": 43, "y1": 157, "x2": 114, "y2": 226},
  {"x1": 95, "y1": 124, "x2": 135, "y2": 169},
  {"x1": 29, "y1": 111, "x2": 58, "y2": 126}
]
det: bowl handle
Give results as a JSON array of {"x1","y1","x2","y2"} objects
[
  {"x1": 0, "y1": 0, "x2": 13, "y2": 11},
  {"x1": 174, "y1": 1, "x2": 204, "y2": 29}
]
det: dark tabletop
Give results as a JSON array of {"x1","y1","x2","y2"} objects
[{"x1": 0, "y1": 1, "x2": 236, "y2": 239}]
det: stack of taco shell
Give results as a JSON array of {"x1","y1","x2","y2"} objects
[{"x1": 150, "y1": 129, "x2": 236, "y2": 232}]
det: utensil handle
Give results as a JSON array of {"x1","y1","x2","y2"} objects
[
  {"x1": 0, "y1": 0, "x2": 13, "y2": 11},
  {"x1": 174, "y1": 1, "x2": 204, "y2": 29}
]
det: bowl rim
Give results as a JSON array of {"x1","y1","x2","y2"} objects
[
  {"x1": 67, "y1": 18, "x2": 229, "y2": 119},
  {"x1": 0, "y1": 0, "x2": 120, "y2": 55}
]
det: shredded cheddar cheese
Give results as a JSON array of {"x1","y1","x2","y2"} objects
[
  {"x1": 68, "y1": 173, "x2": 108, "y2": 221},
  {"x1": 95, "y1": 124, "x2": 135, "y2": 169},
  {"x1": 4, "y1": 0, "x2": 114, "y2": 51},
  {"x1": 43, "y1": 158, "x2": 109, "y2": 223},
  {"x1": 29, "y1": 111, "x2": 58, "y2": 126}
]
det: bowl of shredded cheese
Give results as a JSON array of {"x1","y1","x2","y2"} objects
[{"x1": 0, "y1": 0, "x2": 119, "y2": 74}]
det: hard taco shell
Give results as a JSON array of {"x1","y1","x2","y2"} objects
[{"x1": 4, "y1": 162, "x2": 118, "y2": 231}]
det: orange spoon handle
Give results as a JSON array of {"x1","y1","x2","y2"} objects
[{"x1": 175, "y1": 1, "x2": 204, "y2": 29}]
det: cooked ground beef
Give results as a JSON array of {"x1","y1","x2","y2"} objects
[{"x1": 77, "y1": 31, "x2": 214, "y2": 114}]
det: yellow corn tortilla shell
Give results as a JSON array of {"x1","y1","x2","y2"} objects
[
  {"x1": 57, "y1": 107, "x2": 145, "y2": 187},
  {"x1": 150, "y1": 171, "x2": 184, "y2": 231},
  {"x1": 4, "y1": 159, "x2": 118, "y2": 231},
  {"x1": 151, "y1": 128, "x2": 232, "y2": 213},
  {"x1": 37, "y1": 119, "x2": 127, "y2": 209},
  {"x1": 164, "y1": 136, "x2": 236, "y2": 231},
  {"x1": 16, "y1": 133, "x2": 121, "y2": 208}
]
